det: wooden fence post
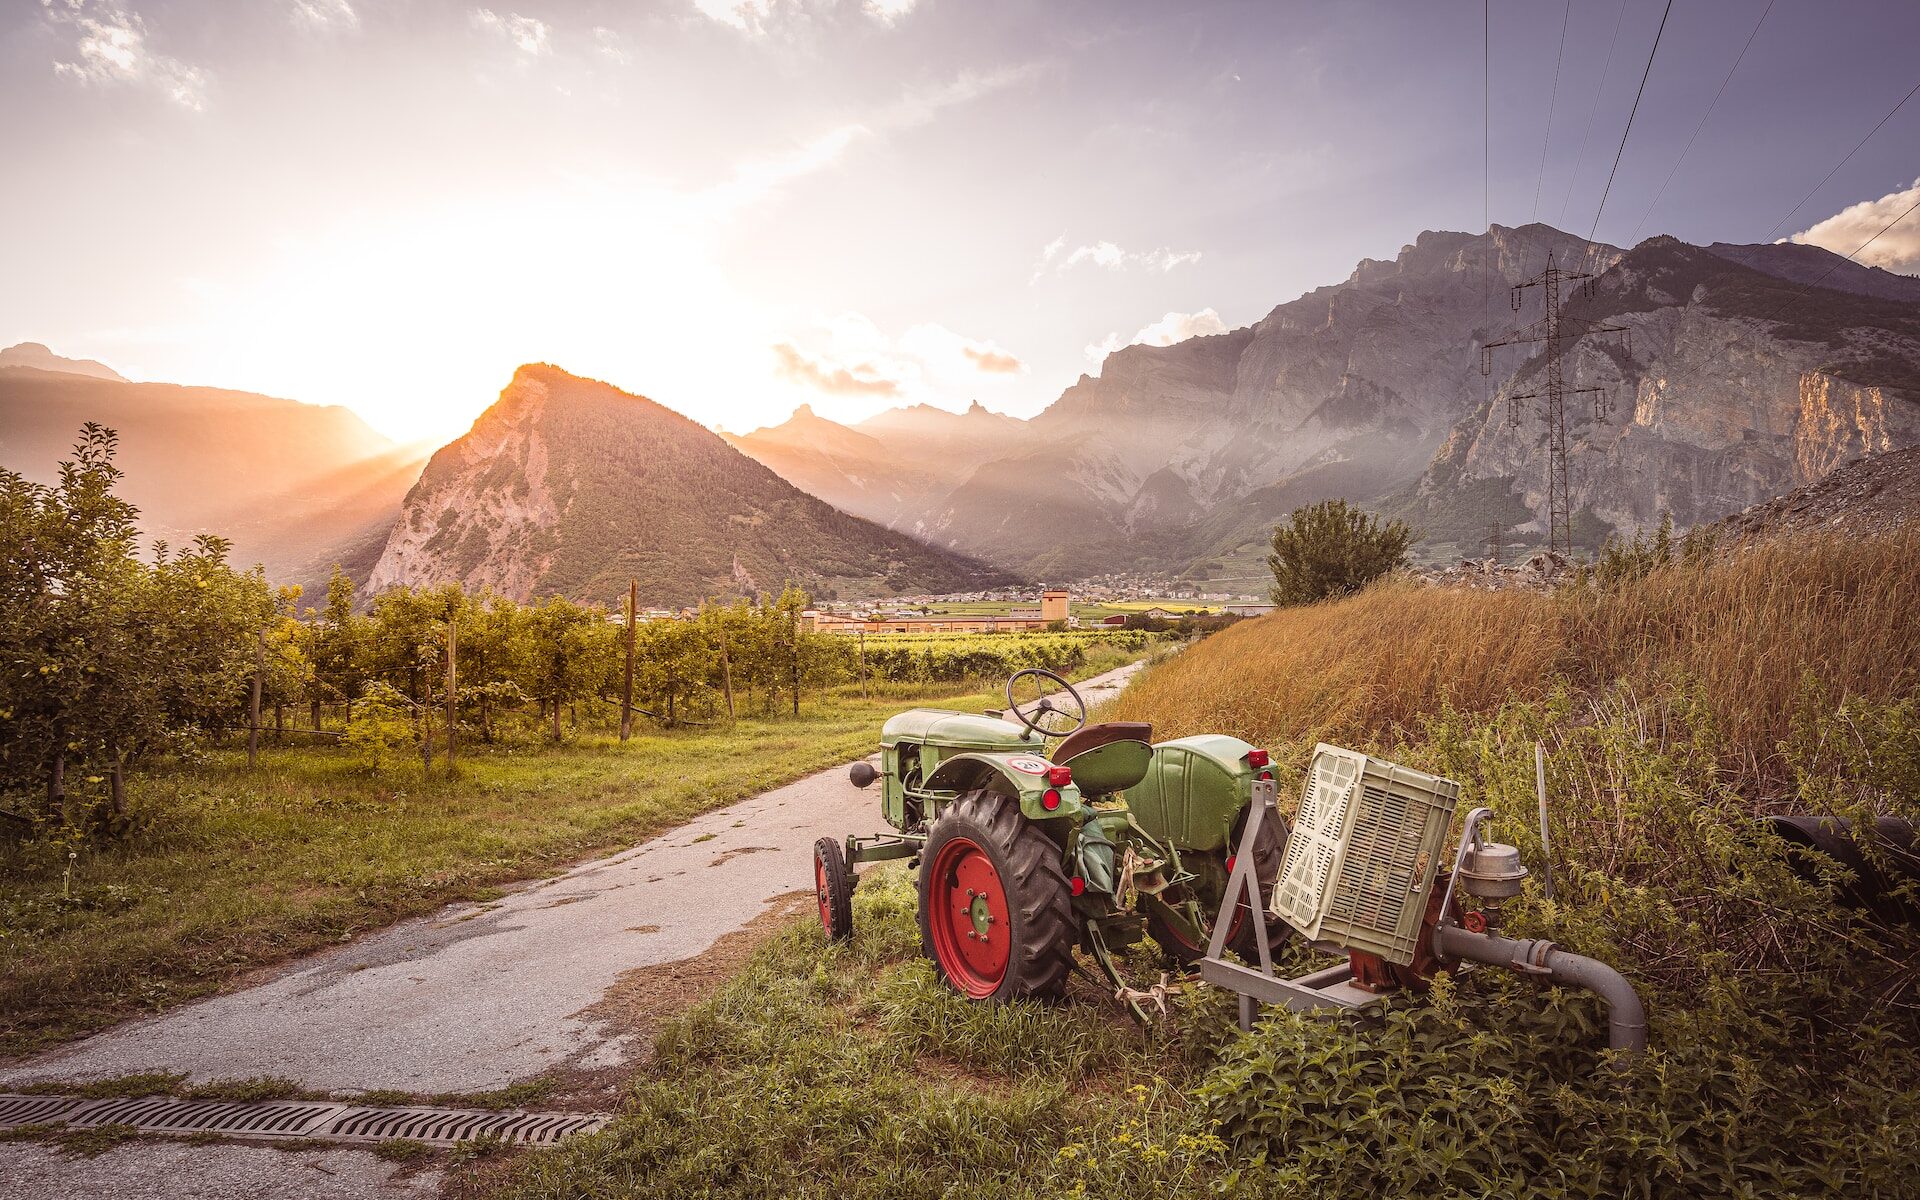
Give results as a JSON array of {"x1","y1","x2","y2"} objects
[
  {"x1": 858, "y1": 629, "x2": 869, "y2": 700},
  {"x1": 621, "y1": 580, "x2": 637, "y2": 742},
  {"x1": 248, "y1": 627, "x2": 264, "y2": 768},
  {"x1": 718, "y1": 624, "x2": 736, "y2": 722},
  {"x1": 445, "y1": 619, "x2": 457, "y2": 773}
]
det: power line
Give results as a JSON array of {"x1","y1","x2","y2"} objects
[
  {"x1": 1761, "y1": 77, "x2": 1920, "y2": 244},
  {"x1": 1557, "y1": 0, "x2": 1629, "y2": 230},
  {"x1": 1756, "y1": 190, "x2": 1920, "y2": 326},
  {"x1": 1531, "y1": 0, "x2": 1572, "y2": 223},
  {"x1": 1626, "y1": 0, "x2": 1774, "y2": 246},
  {"x1": 1583, "y1": 0, "x2": 1674, "y2": 269},
  {"x1": 1484, "y1": 0, "x2": 1491, "y2": 338}
]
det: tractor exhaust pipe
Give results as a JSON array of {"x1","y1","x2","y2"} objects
[{"x1": 1432, "y1": 925, "x2": 1648, "y2": 1056}]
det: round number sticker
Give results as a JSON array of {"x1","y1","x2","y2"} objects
[{"x1": 1007, "y1": 757, "x2": 1050, "y2": 774}]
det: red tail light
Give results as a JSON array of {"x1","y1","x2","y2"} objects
[
  {"x1": 1257, "y1": 770, "x2": 1273, "y2": 782},
  {"x1": 1070, "y1": 876, "x2": 1086, "y2": 896},
  {"x1": 1246, "y1": 748, "x2": 1270, "y2": 768},
  {"x1": 1047, "y1": 765, "x2": 1073, "y2": 787},
  {"x1": 1041, "y1": 788, "x2": 1062, "y2": 811}
]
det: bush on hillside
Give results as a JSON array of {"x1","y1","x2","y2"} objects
[{"x1": 1266, "y1": 499, "x2": 1416, "y2": 606}]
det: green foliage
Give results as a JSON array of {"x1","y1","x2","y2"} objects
[
  {"x1": 1267, "y1": 499, "x2": 1416, "y2": 606},
  {"x1": 0, "y1": 426, "x2": 272, "y2": 839},
  {"x1": 1591, "y1": 512, "x2": 1718, "y2": 588},
  {"x1": 1200, "y1": 970, "x2": 1920, "y2": 1197},
  {"x1": 345, "y1": 682, "x2": 415, "y2": 770}
]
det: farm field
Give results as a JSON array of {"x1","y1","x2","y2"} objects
[
  {"x1": 473, "y1": 531, "x2": 1920, "y2": 1198},
  {"x1": 0, "y1": 666, "x2": 1139, "y2": 1058}
]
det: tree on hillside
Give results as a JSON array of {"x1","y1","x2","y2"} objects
[{"x1": 1267, "y1": 499, "x2": 1416, "y2": 607}]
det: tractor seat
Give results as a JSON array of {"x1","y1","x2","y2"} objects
[{"x1": 1054, "y1": 722, "x2": 1154, "y2": 795}]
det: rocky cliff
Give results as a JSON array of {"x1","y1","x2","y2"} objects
[
  {"x1": 368, "y1": 365, "x2": 1014, "y2": 605},
  {"x1": 731, "y1": 224, "x2": 1920, "y2": 576},
  {"x1": 1412, "y1": 237, "x2": 1920, "y2": 547}
]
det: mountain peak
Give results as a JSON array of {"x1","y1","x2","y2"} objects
[
  {"x1": 371, "y1": 367, "x2": 1014, "y2": 604},
  {"x1": 0, "y1": 342, "x2": 127, "y2": 382}
]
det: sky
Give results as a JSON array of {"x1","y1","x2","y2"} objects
[{"x1": 5, "y1": 0, "x2": 1919, "y2": 445}]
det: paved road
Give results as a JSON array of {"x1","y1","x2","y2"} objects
[{"x1": 0, "y1": 661, "x2": 1144, "y2": 1098}]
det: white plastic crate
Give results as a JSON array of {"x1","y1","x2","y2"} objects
[{"x1": 1269, "y1": 743, "x2": 1460, "y2": 965}]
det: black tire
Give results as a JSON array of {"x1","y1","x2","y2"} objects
[
  {"x1": 813, "y1": 837, "x2": 854, "y2": 942},
  {"x1": 1145, "y1": 809, "x2": 1291, "y2": 965},
  {"x1": 918, "y1": 790, "x2": 1076, "y2": 1002}
]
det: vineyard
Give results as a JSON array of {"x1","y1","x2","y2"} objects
[{"x1": 0, "y1": 428, "x2": 1170, "y2": 841}]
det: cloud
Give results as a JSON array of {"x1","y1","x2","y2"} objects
[
  {"x1": 1031, "y1": 236, "x2": 1202, "y2": 283},
  {"x1": 863, "y1": 0, "x2": 919, "y2": 25},
  {"x1": 707, "y1": 66, "x2": 1035, "y2": 215},
  {"x1": 1084, "y1": 308, "x2": 1228, "y2": 364},
  {"x1": 962, "y1": 344, "x2": 1023, "y2": 373},
  {"x1": 773, "y1": 341, "x2": 903, "y2": 396},
  {"x1": 695, "y1": 0, "x2": 920, "y2": 35},
  {"x1": 289, "y1": 0, "x2": 358, "y2": 31},
  {"x1": 1787, "y1": 177, "x2": 1920, "y2": 276},
  {"x1": 772, "y1": 314, "x2": 1024, "y2": 405},
  {"x1": 472, "y1": 8, "x2": 550, "y2": 56},
  {"x1": 592, "y1": 26, "x2": 631, "y2": 64},
  {"x1": 42, "y1": 0, "x2": 209, "y2": 111}
]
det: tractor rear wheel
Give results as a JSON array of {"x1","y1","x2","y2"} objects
[
  {"x1": 918, "y1": 791, "x2": 1075, "y2": 1002},
  {"x1": 814, "y1": 837, "x2": 854, "y2": 942},
  {"x1": 1146, "y1": 809, "x2": 1290, "y2": 965}
]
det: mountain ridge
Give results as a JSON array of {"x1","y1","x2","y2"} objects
[
  {"x1": 368, "y1": 364, "x2": 1016, "y2": 605},
  {"x1": 729, "y1": 222, "x2": 1920, "y2": 577}
]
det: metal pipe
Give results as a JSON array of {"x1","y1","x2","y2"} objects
[
  {"x1": 1534, "y1": 741, "x2": 1555, "y2": 901},
  {"x1": 1433, "y1": 925, "x2": 1647, "y2": 1056}
]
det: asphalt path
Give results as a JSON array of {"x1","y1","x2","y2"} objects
[{"x1": 0, "y1": 661, "x2": 1144, "y2": 1097}]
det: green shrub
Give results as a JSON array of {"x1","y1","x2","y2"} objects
[
  {"x1": 344, "y1": 682, "x2": 415, "y2": 771},
  {"x1": 1267, "y1": 499, "x2": 1416, "y2": 606},
  {"x1": 1199, "y1": 971, "x2": 1920, "y2": 1197}
]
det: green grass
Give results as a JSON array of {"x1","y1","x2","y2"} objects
[
  {"x1": 481, "y1": 867, "x2": 1233, "y2": 1200},
  {"x1": 0, "y1": 671, "x2": 1131, "y2": 1056}
]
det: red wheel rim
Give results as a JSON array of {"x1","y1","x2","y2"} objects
[
  {"x1": 927, "y1": 836, "x2": 1011, "y2": 997},
  {"x1": 814, "y1": 852, "x2": 833, "y2": 931}
]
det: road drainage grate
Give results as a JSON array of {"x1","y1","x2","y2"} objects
[
  {"x1": 0, "y1": 1093, "x2": 609, "y2": 1148},
  {"x1": 0, "y1": 1095, "x2": 83, "y2": 1127}
]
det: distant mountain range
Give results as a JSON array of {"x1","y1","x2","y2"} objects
[
  {"x1": 7, "y1": 218, "x2": 1916, "y2": 601},
  {"x1": 727, "y1": 223, "x2": 1920, "y2": 577},
  {"x1": 0, "y1": 347, "x2": 427, "y2": 593},
  {"x1": 367, "y1": 365, "x2": 1012, "y2": 606}
]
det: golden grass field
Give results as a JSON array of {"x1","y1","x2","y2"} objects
[{"x1": 1110, "y1": 529, "x2": 1920, "y2": 799}]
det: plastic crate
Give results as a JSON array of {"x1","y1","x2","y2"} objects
[{"x1": 1269, "y1": 743, "x2": 1460, "y2": 965}]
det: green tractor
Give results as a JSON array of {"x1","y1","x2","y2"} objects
[{"x1": 813, "y1": 668, "x2": 1290, "y2": 1012}]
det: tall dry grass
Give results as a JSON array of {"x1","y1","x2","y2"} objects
[{"x1": 1112, "y1": 529, "x2": 1920, "y2": 795}]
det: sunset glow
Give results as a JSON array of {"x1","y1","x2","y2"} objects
[{"x1": 7, "y1": 1, "x2": 1918, "y2": 443}]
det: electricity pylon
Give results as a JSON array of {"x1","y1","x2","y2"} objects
[{"x1": 1480, "y1": 251, "x2": 1631, "y2": 557}]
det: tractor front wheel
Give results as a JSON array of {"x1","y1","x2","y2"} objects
[
  {"x1": 918, "y1": 791, "x2": 1075, "y2": 1002},
  {"x1": 814, "y1": 837, "x2": 854, "y2": 941}
]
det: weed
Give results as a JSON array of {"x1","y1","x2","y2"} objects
[
  {"x1": 180, "y1": 1076, "x2": 307, "y2": 1102},
  {"x1": 433, "y1": 1077, "x2": 557, "y2": 1111},
  {"x1": 375, "y1": 1137, "x2": 433, "y2": 1162}
]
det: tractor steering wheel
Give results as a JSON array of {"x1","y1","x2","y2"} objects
[{"x1": 1005, "y1": 668, "x2": 1087, "y2": 740}]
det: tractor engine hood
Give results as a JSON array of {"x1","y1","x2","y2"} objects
[{"x1": 881, "y1": 709, "x2": 1043, "y2": 752}]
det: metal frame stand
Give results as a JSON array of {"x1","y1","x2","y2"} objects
[{"x1": 1197, "y1": 778, "x2": 1375, "y2": 1030}]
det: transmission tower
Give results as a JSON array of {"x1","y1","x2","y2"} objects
[{"x1": 1480, "y1": 251, "x2": 1631, "y2": 557}]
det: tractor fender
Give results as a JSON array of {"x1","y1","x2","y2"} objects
[{"x1": 925, "y1": 751, "x2": 1083, "y2": 821}]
